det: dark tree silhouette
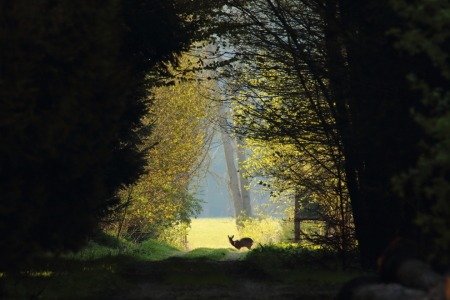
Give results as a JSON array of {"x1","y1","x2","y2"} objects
[{"x1": 0, "y1": 0, "x2": 197, "y2": 270}]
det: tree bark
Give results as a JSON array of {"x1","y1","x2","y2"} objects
[
  {"x1": 329, "y1": 0, "x2": 425, "y2": 268},
  {"x1": 220, "y1": 107, "x2": 244, "y2": 226},
  {"x1": 294, "y1": 190, "x2": 301, "y2": 243},
  {"x1": 236, "y1": 137, "x2": 252, "y2": 218}
]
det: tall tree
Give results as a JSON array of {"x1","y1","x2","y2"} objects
[
  {"x1": 220, "y1": 131, "x2": 253, "y2": 226},
  {"x1": 114, "y1": 52, "x2": 214, "y2": 239},
  {"x1": 0, "y1": 0, "x2": 198, "y2": 270},
  {"x1": 333, "y1": 0, "x2": 427, "y2": 267},
  {"x1": 221, "y1": 125, "x2": 245, "y2": 224},
  {"x1": 389, "y1": 0, "x2": 450, "y2": 265},
  {"x1": 236, "y1": 137, "x2": 252, "y2": 218},
  {"x1": 204, "y1": 0, "x2": 437, "y2": 267},
  {"x1": 206, "y1": 43, "x2": 253, "y2": 225}
]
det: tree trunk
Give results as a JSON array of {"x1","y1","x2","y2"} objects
[
  {"x1": 209, "y1": 42, "x2": 247, "y2": 227},
  {"x1": 333, "y1": 0, "x2": 425, "y2": 268},
  {"x1": 220, "y1": 107, "x2": 244, "y2": 226},
  {"x1": 294, "y1": 190, "x2": 301, "y2": 243},
  {"x1": 236, "y1": 137, "x2": 252, "y2": 218}
]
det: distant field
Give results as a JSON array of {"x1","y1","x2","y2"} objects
[
  {"x1": 186, "y1": 217, "x2": 326, "y2": 250},
  {"x1": 187, "y1": 218, "x2": 240, "y2": 250}
]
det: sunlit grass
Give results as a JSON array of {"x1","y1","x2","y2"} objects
[
  {"x1": 63, "y1": 239, "x2": 181, "y2": 261},
  {"x1": 187, "y1": 218, "x2": 241, "y2": 249},
  {"x1": 181, "y1": 247, "x2": 230, "y2": 260},
  {"x1": 26, "y1": 271, "x2": 54, "y2": 277},
  {"x1": 131, "y1": 239, "x2": 182, "y2": 260},
  {"x1": 187, "y1": 217, "x2": 324, "y2": 249}
]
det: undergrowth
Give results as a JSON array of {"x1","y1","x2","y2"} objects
[
  {"x1": 0, "y1": 227, "x2": 365, "y2": 299},
  {"x1": 181, "y1": 248, "x2": 232, "y2": 261},
  {"x1": 0, "y1": 233, "x2": 183, "y2": 300},
  {"x1": 244, "y1": 243, "x2": 368, "y2": 284}
]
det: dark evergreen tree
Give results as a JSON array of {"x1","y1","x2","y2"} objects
[
  {"x1": 0, "y1": 0, "x2": 196, "y2": 270},
  {"x1": 334, "y1": 0, "x2": 434, "y2": 268}
]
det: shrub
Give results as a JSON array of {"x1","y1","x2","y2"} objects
[
  {"x1": 130, "y1": 240, "x2": 181, "y2": 261},
  {"x1": 245, "y1": 243, "x2": 360, "y2": 271},
  {"x1": 239, "y1": 215, "x2": 283, "y2": 244},
  {"x1": 90, "y1": 230, "x2": 123, "y2": 248},
  {"x1": 158, "y1": 223, "x2": 190, "y2": 250}
]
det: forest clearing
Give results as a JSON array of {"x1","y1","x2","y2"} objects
[
  {"x1": 0, "y1": 219, "x2": 357, "y2": 299},
  {"x1": 187, "y1": 218, "x2": 326, "y2": 250},
  {"x1": 188, "y1": 218, "x2": 242, "y2": 249}
]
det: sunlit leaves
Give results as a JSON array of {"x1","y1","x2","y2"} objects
[
  {"x1": 214, "y1": 0, "x2": 354, "y2": 249},
  {"x1": 117, "y1": 50, "x2": 215, "y2": 235}
]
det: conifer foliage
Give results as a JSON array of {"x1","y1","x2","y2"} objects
[{"x1": 0, "y1": 0, "x2": 195, "y2": 270}]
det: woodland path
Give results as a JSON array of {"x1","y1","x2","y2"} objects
[{"x1": 104, "y1": 252, "x2": 341, "y2": 300}]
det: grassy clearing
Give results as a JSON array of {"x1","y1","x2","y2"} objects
[
  {"x1": 1, "y1": 219, "x2": 361, "y2": 299},
  {"x1": 184, "y1": 218, "x2": 366, "y2": 285},
  {"x1": 187, "y1": 217, "x2": 325, "y2": 248},
  {"x1": 181, "y1": 248, "x2": 232, "y2": 260},
  {"x1": 187, "y1": 218, "x2": 241, "y2": 249}
]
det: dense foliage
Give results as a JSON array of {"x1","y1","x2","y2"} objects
[
  {"x1": 202, "y1": 0, "x2": 450, "y2": 268},
  {"x1": 390, "y1": 0, "x2": 450, "y2": 264},
  {"x1": 0, "y1": 0, "x2": 197, "y2": 270},
  {"x1": 110, "y1": 53, "x2": 215, "y2": 242},
  {"x1": 245, "y1": 243, "x2": 360, "y2": 272}
]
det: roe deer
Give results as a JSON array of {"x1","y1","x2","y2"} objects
[{"x1": 228, "y1": 235, "x2": 253, "y2": 250}]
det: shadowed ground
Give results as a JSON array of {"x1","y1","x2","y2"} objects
[{"x1": 105, "y1": 254, "x2": 341, "y2": 300}]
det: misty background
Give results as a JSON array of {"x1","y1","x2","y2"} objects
[{"x1": 195, "y1": 136, "x2": 271, "y2": 218}]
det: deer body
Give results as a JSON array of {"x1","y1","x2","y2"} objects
[{"x1": 228, "y1": 235, "x2": 253, "y2": 250}]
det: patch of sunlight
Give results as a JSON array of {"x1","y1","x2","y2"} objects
[
  {"x1": 188, "y1": 218, "x2": 240, "y2": 249},
  {"x1": 25, "y1": 271, "x2": 53, "y2": 277}
]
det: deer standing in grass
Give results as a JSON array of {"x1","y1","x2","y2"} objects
[{"x1": 228, "y1": 235, "x2": 253, "y2": 250}]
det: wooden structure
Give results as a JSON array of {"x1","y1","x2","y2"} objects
[{"x1": 293, "y1": 192, "x2": 331, "y2": 242}]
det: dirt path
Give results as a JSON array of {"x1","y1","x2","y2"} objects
[{"x1": 105, "y1": 255, "x2": 341, "y2": 300}]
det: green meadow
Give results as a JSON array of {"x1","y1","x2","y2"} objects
[
  {"x1": 186, "y1": 217, "x2": 326, "y2": 250},
  {"x1": 187, "y1": 218, "x2": 241, "y2": 249}
]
